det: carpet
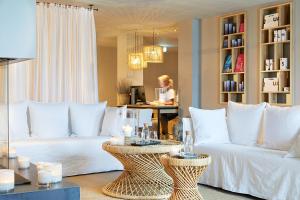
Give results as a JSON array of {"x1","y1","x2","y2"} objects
[{"x1": 65, "y1": 171, "x2": 259, "y2": 200}]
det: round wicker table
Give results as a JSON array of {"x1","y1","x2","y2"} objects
[
  {"x1": 102, "y1": 140, "x2": 183, "y2": 200},
  {"x1": 160, "y1": 154, "x2": 211, "y2": 200}
]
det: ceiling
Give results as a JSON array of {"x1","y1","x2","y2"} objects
[{"x1": 42, "y1": 0, "x2": 277, "y2": 45}]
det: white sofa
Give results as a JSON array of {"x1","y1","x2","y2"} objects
[
  {"x1": 11, "y1": 136, "x2": 123, "y2": 176},
  {"x1": 183, "y1": 108, "x2": 300, "y2": 200},
  {"x1": 1, "y1": 101, "x2": 126, "y2": 177}
]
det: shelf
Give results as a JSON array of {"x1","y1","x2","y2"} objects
[
  {"x1": 221, "y1": 72, "x2": 245, "y2": 75},
  {"x1": 222, "y1": 46, "x2": 245, "y2": 50},
  {"x1": 259, "y1": 2, "x2": 293, "y2": 106},
  {"x1": 220, "y1": 12, "x2": 247, "y2": 104},
  {"x1": 221, "y1": 91, "x2": 244, "y2": 94},
  {"x1": 261, "y1": 24, "x2": 290, "y2": 31},
  {"x1": 261, "y1": 69, "x2": 290, "y2": 73},
  {"x1": 261, "y1": 91, "x2": 290, "y2": 94},
  {"x1": 222, "y1": 32, "x2": 245, "y2": 37},
  {"x1": 261, "y1": 40, "x2": 290, "y2": 45}
]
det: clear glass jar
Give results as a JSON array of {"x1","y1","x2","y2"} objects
[
  {"x1": 184, "y1": 131, "x2": 194, "y2": 155},
  {"x1": 141, "y1": 123, "x2": 150, "y2": 141}
]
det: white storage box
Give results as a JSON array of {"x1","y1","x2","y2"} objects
[{"x1": 263, "y1": 78, "x2": 279, "y2": 92}]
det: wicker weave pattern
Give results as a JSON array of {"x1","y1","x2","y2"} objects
[
  {"x1": 102, "y1": 141, "x2": 183, "y2": 200},
  {"x1": 160, "y1": 155, "x2": 211, "y2": 200}
]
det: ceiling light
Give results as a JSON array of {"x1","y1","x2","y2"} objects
[
  {"x1": 128, "y1": 32, "x2": 146, "y2": 70},
  {"x1": 162, "y1": 46, "x2": 168, "y2": 53},
  {"x1": 143, "y1": 30, "x2": 163, "y2": 63}
]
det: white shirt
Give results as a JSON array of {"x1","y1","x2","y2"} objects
[{"x1": 159, "y1": 88, "x2": 175, "y2": 103}]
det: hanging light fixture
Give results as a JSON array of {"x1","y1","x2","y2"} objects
[
  {"x1": 143, "y1": 30, "x2": 163, "y2": 63},
  {"x1": 128, "y1": 32, "x2": 146, "y2": 70}
]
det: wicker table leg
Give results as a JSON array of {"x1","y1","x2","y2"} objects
[{"x1": 102, "y1": 153, "x2": 173, "y2": 199}]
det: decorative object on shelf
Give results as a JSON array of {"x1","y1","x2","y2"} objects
[
  {"x1": 17, "y1": 156, "x2": 30, "y2": 169},
  {"x1": 0, "y1": 169, "x2": 14, "y2": 192},
  {"x1": 265, "y1": 59, "x2": 274, "y2": 71},
  {"x1": 160, "y1": 154, "x2": 211, "y2": 200},
  {"x1": 223, "y1": 39, "x2": 228, "y2": 48},
  {"x1": 143, "y1": 30, "x2": 163, "y2": 63},
  {"x1": 280, "y1": 58, "x2": 288, "y2": 70},
  {"x1": 274, "y1": 29, "x2": 288, "y2": 42},
  {"x1": 36, "y1": 162, "x2": 62, "y2": 187},
  {"x1": 223, "y1": 54, "x2": 232, "y2": 72},
  {"x1": 263, "y1": 78, "x2": 279, "y2": 92},
  {"x1": 128, "y1": 32, "x2": 146, "y2": 70},
  {"x1": 263, "y1": 13, "x2": 279, "y2": 29},
  {"x1": 235, "y1": 53, "x2": 244, "y2": 72}
]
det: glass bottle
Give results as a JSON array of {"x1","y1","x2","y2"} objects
[
  {"x1": 141, "y1": 123, "x2": 150, "y2": 141},
  {"x1": 184, "y1": 131, "x2": 194, "y2": 155}
]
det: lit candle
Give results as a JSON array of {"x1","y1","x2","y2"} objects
[
  {"x1": 0, "y1": 169, "x2": 14, "y2": 192},
  {"x1": 17, "y1": 156, "x2": 30, "y2": 169},
  {"x1": 36, "y1": 162, "x2": 62, "y2": 185}
]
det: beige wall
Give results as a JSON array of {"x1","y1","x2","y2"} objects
[
  {"x1": 98, "y1": 46, "x2": 117, "y2": 106},
  {"x1": 143, "y1": 51, "x2": 178, "y2": 101}
]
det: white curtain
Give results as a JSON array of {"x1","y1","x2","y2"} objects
[{"x1": 9, "y1": 3, "x2": 98, "y2": 104}]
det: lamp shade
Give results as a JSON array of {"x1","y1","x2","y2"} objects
[
  {"x1": 143, "y1": 45, "x2": 163, "y2": 63},
  {"x1": 128, "y1": 53, "x2": 146, "y2": 70}
]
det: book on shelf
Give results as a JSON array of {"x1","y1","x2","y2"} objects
[
  {"x1": 223, "y1": 55, "x2": 232, "y2": 72},
  {"x1": 234, "y1": 53, "x2": 244, "y2": 72},
  {"x1": 239, "y1": 22, "x2": 244, "y2": 32}
]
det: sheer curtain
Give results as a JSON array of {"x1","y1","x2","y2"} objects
[{"x1": 9, "y1": 3, "x2": 98, "y2": 104}]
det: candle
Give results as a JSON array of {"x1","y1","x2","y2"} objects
[
  {"x1": 36, "y1": 162, "x2": 62, "y2": 185},
  {"x1": 17, "y1": 156, "x2": 30, "y2": 169},
  {"x1": 110, "y1": 136, "x2": 125, "y2": 145},
  {"x1": 122, "y1": 125, "x2": 133, "y2": 137},
  {"x1": 0, "y1": 169, "x2": 14, "y2": 192}
]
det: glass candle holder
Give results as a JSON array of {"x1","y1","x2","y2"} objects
[
  {"x1": 0, "y1": 169, "x2": 14, "y2": 192},
  {"x1": 17, "y1": 156, "x2": 30, "y2": 169}
]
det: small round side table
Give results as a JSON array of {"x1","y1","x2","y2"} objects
[{"x1": 160, "y1": 154, "x2": 211, "y2": 200}]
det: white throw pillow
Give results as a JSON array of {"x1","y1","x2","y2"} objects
[
  {"x1": 264, "y1": 105, "x2": 300, "y2": 151},
  {"x1": 70, "y1": 102, "x2": 107, "y2": 137},
  {"x1": 285, "y1": 134, "x2": 300, "y2": 158},
  {"x1": 189, "y1": 107, "x2": 230, "y2": 145},
  {"x1": 101, "y1": 106, "x2": 127, "y2": 137},
  {"x1": 29, "y1": 102, "x2": 69, "y2": 138},
  {"x1": 227, "y1": 101, "x2": 266, "y2": 146},
  {"x1": 0, "y1": 102, "x2": 29, "y2": 141}
]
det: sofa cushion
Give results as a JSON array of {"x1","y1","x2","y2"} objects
[
  {"x1": 227, "y1": 101, "x2": 266, "y2": 146},
  {"x1": 0, "y1": 102, "x2": 29, "y2": 141},
  {"x1": 264, "y1": 105, "x2": 300, "y2": 151},
  {"x1": 101, "y1": 106, "x2": 127, "y2": 137},
  {"x1": 70, "y1": 102, "x2": 107, "y2": 137},
  {"x1": 29, "y1": 102, "x2": 69, "y2": 138},
  {"x1": 194, "y1": 143, "x2": 300, "y2": 200},
  {"x1": 189, "y1": 107, "x2": 230, "y2": 145}
]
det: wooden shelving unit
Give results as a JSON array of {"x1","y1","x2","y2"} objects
[
  {"x1": 259, "y1": 2, "x2": 293, "y2": 106},
  {"x1": 219, "y1": 12, "x2": 247, "y2": 104}
]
